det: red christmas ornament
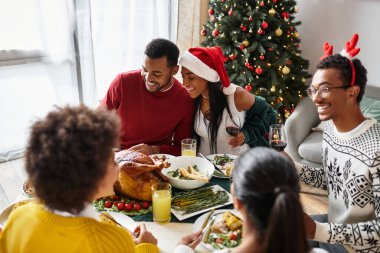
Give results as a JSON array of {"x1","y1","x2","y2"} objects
[
  {"x1": 260, "y1": 2, "x2": 264, "y2": 7},
  {"x1": 296, "y1": 43, "x2": 300, "y2": 47},
  {"x1": 259, "y1": 55, "x2": 265, "y2": 60},
  {"x1": 244, "y1": 62, "x2": 251, "y2": 67},
  {"x1": 290, "y1": 26, "x2": 294, "y2": 31},
  {"x1": 255, "y1": 67, "x2": 263, "y2": 75},
  {"x1": 262, "y1": 21, "x2": 268, "y2": 29},
  {"x1": 269, "y1": 48, "x2": 273, "y2": 51},
  {"x1": 240, "y1": 44, "x2": 245, "y2": 50},
  {"x1": 249, "y1": 66, "x2": 254, "y2": 71},
  {"x1": 248, "y1": 16, "x2": 253, "y2": 22},
  {"x1": 257, "y1": 28, "x2": 264, "y2": 35},
  {"x1": 245, "y1": 84, "x2": 252, "y2": 92},
  {"x1": 224, "y1": 57, "x2": 229, "y2": 63},
  {"x1": 228, "y1": 9, "x2": 233, "y2": 16},
  {"x1": 272, "y1": 0, "x2": 277, "y2": 2},
  {"x1": 208, "y1": 8, "x2": 214, "y2": 15},
  {"x1": 281, "y1": 12, "x2": 290, "y2": 20},
  {"x1": 212, "y1": 29, "x2": 219, "y2": 37},
  {"x1": 229, "y1": 54, "x2": 236, "y2": 60},
  {"x1": 287, "y1": 60, "x2": 292, "y2": 65},
  {"x1": 200, "y1": 29, "x2": 207, "y2": 36}
]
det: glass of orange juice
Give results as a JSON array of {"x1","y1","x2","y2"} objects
[
  {"x1": 181, "y1": 138, "x2": 196, "y2": 156},
  {"x1": 151, "y1": 182, "x2": 172, "y2": 224}
]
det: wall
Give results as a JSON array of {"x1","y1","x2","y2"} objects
[{"x1": 296, "y1": 0, "x2": 380, "y2": 87}]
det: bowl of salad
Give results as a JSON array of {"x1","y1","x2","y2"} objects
[{"x1": 161, "y1": 156, "x2": 214, "y2": 190}]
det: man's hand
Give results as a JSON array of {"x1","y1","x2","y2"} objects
[
  {"x1": 303, "y1": 212, "x2": 316, "y2": 239},
  {"x1": 178, "y1": 230, "x2": 202, "y2": 249},
  {"x1": 128, "y1": 144, "x2": 159, "y2": 155},
  {"x1": 134, "y1": 223, "x2": 158, "y2": 245},
  {"x1": 228, "y1": 132, "x2": 245, "y2": 147}
]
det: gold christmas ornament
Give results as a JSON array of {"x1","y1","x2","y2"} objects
[
  {"x1": 267, "y1": 63, "x2": 271, "y2": 67},
  {"x1": 293, "y1": 31, "x2": 299, "y2": 38},
  {"x1": 242, "y1": 40, "x2": 250, "y2": 47},
  {"x1": 270, "y1": 85, "x2": 276, "y2": 92},
  {"x1": 275, "y1": 28, "x2": 283, "y2": 36},
  {"x1": 282, "y1": 66, "x2": 290, "y2": 74},
  {"x1": 302, "y1": 77, "x2": 306, "y2": 83},
  {"x1": 294, "y1": 7, "x2": 299, "y2": 13},
  {"x1": 269, "y1": 8, "x2": 276, "y2": 16}
]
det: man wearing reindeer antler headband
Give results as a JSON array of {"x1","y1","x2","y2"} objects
[{"x1": 295, "y1": 34, "x2": 380, "y2": 253}]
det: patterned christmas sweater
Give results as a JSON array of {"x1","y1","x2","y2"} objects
[{"x1": 297, "y1": 118, "x2": 380, "y2": 253}]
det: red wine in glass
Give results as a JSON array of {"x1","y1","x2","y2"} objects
[
  {"x1": 270, "y1": 140, "x2": 287, "y2": 151},
  {"x1": 226, "y1": 126, "x2": 240, "y2": 136}
]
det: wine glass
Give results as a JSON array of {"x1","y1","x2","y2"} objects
[
  {"x1": 225, "y1": 114, "x2": 241, "y2": 154},
  {"x1": 269, "y1": 124, "x2": 287, "y2": 151}
]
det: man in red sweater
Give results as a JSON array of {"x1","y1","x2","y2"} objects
[{"x1": 101, "y1": 39, "x2": 194, "y2": 156}]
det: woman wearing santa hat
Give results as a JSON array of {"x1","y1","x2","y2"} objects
[{"x1": 179, "y1": 46, "x2": 277, "y2": 155}]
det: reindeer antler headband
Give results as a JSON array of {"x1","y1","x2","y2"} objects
[{"x1": 320, "y1": 34, "x2": 361, "y2": 87}]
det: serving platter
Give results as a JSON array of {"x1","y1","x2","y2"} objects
[
  {"x1": 149, "y1": 154, "x2": 175, "y2": 163},
  {"x1": 171, "y1": 185, "x2": 233, "y2": 221}
]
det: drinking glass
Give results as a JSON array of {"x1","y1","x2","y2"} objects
[
  {"x1": 225, "y1": 114, "x2": 242, "y2": 154},
  {"x1": 181, "y1": 138, "x2": 197, "y2": 156},
  {"x1": 269, "y1": 124, "x2": 287, "y2": 151},
  {"x1": 151, "y1": 182, "x2": 172, "y2": 224}
]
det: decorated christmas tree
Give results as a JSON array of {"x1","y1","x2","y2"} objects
[{"x1": 201, "y1": 0, "x2": 309, "y2": 122}]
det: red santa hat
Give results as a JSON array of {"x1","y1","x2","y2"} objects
[{"x1": 179, "y1": 46, "x2": 236, "y2": 95}]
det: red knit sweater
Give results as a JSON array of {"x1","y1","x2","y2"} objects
[{"x1": 101, "y1": 70, "x2": 194, "y2": 155}]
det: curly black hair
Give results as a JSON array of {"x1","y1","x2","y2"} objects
[
  {"x1": 317, "y1": 54, "x2": 367, "y2": 102},
  {"x1": 144, "y1": 38, "x2": 179, "y2": 67},
  {"x1": 25, "y1": 105, "x2": 120, "y2": 213}
]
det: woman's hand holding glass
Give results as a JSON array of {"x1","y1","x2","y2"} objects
[{"x1": 225, "y1": 115, "x2": 244, "y2": 149}]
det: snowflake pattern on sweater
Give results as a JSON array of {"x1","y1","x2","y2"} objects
[{"x1": 299, "y1": 119, "x2": 380, "y2": 253}]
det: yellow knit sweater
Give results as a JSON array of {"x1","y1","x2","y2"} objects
[{"x1": 0, "y1": 203, "x2": 159, "y2": 253}]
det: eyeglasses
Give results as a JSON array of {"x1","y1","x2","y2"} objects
[{"x1": 306, "y1": 85, "x2": 350, "y2": 99}]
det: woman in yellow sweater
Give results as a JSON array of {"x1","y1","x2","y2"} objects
[{"x1": 0, "y1": 105, "x2": 159, "y2": 253}]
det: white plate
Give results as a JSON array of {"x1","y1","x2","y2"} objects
[
  {"x1": 149, "y1": 154, "x2": 175, "y2": 162},
  {"x1": 106, "y1": 211, "x2": 136, "y2": 232},
  {"x1": 171, "y1": 185, "x2": 233, "y2": 221},
  {"x1": 193, "y1": 209, "x2": 242, "y2": 251},
  {"x1": 0, "y1": 198, "x2": 36, "y2": 226},
  {"x1": 206, "y1": 154, "x2": 238, "y2": 178}
]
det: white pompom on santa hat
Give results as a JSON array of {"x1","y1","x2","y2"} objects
[{"x1": 179, "y1": 46, "x2": 236, "y2": 95}]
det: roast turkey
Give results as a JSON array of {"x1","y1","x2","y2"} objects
[{"x1": 114, "y1": 150, "x2": 169, "y2": 201}]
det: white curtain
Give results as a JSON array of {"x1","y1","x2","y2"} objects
[
  {"x1": 0, "y1": 0, "x2": 178, "y2": 162},
  {"x1": 77, "y1": 0, "x2": 178, "y2": 104}
]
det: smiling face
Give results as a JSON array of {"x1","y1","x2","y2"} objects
[
  {"x1": 141, "y1": 55, "x2": 178, "y2": 93},
  {"x1": 310, "y1": 68, "x2": 351, "y2": 121},
  {"x1": 181, "y1": 67, "x2": 209, "y2": 99}
]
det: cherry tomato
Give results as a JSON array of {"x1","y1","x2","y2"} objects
[
  {"x1": 104, "y1": 200, "x2": 113, "y2": 208},
  {"x1": 113, "y1": 195, "x2": 121, "y2": 201},
  {"x1": 230, "y1": 232, "x2": 238, "y2": 241},
  {"x1": 113, "y1": 201, "x2": 119, "y2": 206},
  {"x1": 124, "y1": 203, "x2": 133, "y2": 211},
  {"x1": 141, "y1": 201, "x2": 149, "y2": 209},
  {"x1": 133, "y1": 203, "x2": 142, "y2": 211},
  {"x1": 215, "y1": 238, "x2": 224, "y2": 244},
  {"x1": 117, "y1": 202, "x2": 125, "y2": 211}
]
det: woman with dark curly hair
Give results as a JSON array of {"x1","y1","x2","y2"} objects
[{"x1": 0, "y1": 105, "x2": 159, "y2": 253}]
